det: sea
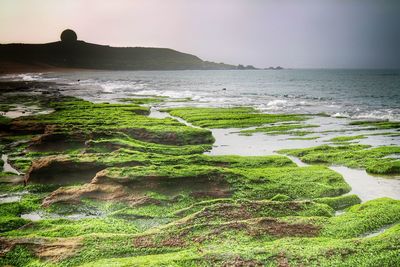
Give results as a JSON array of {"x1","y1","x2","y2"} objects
[{"x1": 2, "y1": 69, "x2": 400, "y2": 121}]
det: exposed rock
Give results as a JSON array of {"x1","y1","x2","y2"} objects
[
  {"x1": 28, "y1": 128, "x2": 86, "y2": 152},
  {"x1": 93, "y1": 169, "x2": 231, "y2": 198},
  {"x1": 0, "y1": 237, "x2": 81, "y2": 262},
  {"x1": 25, "y1": 156, "x2": 106, "y2": 185},
  {"x1": 42, "y1": 182, "x2": 161, "y2": 207}
]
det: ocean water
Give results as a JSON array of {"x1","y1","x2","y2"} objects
[{"x1": 3, "y1": 69, "x2": 400, "y2": 121}]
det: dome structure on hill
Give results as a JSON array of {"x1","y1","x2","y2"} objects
[{"x1": 60, "y1": 29, "x2": 77, "y2": 43}]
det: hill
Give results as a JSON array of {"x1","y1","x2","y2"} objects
[{"x1": 0, "y1": 40, "x2": 237, "y2": 72}]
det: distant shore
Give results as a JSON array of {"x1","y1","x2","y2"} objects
[{"x1": 0, "y1": 60, "x2": 90, "y2": 75}]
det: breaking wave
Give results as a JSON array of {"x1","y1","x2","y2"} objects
[{"x1": 2, "y1": 69, "x2": 399, "y2": 121}]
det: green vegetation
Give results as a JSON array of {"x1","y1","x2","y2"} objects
[
  {"x1": 61, "y1": 198, "x2": 400, "y2": 266},
  {"x1": 280, "y1": 144, "x2": 400, "y2": 174},
  {"x1": 86, "y1": 134, "x2": 212, "y2": 155},
  {"x1": 0, "y1": 157, "x2": 3, "y2": 173},
  {"x1": 5, "y1": 217, "x2": 138, "y2": 238},
  {"x1": 349, "y1": 120, "x2": 400, "y2": 129},
  {"x1": 327, "y1": 135, "x2": 366, "y2": 143},
  {"x1": 287, "y1": 136, "x2": 320, "y2": 140},
  {"x1": 232, "y1": 166, "x2": 350, "y2": 199},
  {"x1": 315, "y1": 194, "x2": 361, "y2": 210},
  {"x1": 0, "y1": 104, "x2": 12, "y2": 112},
  {"x1": 9, "y1": 97, "x2": 214, "y2": 146},
  {"x1": 0, "y1": 216, "x2": 28, "y2": 233},
  {"x1": 0, "y1": 195, "x2": 41, "y2": 232},
  {"x1": 0, "y1": 246, "x2": 40, "y2": 267},
  {"x1": 89, "y1": 164, "x2": 349, "y2": 202},
  {"x1": 164, "y1": 107, "x2": 307, "y2": 128},
  {"x1": 240, "y1": 123, "x2": 317, "y2": 136},
  {"x1": 1, "y1": 88, "x2": 399, "y2": 266},
  {"x1": 368, "y1": 131, "x2": 400, "y2": 137},
  {"x1": 321, "y1": 197, "x2": 400, "y2": 238},
  {"x1": 2, "y1": 198, "x2": 398, "y2": 266},
  {"x1": 0, "y1": 114, "x2": 11, "y2": 125},
  {"x1": 119, "y1": 97, "x2": 167, "y2": 105}
]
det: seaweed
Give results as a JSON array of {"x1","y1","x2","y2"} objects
[{"x1": 280, "y1": 144, "x2": 400, "y2": 174}]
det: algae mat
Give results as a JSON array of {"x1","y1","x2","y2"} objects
[{"x1": 0, "y1": 81, "x2": 399, "y2": 266}]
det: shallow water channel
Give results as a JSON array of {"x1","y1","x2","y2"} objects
[
  {"x1": 149, "y1": 109, "x2": 400, "y2": 202},
  {"x1": 1, "y1": 154, "x2": 22, "y2": 175}
]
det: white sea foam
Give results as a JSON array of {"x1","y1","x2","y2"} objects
[
  {"x1": 0, "y1": 73, "x2": 41, "y2": 81},
  {"x1": 20, "y1": 73, "x2": 39, "y2": 81},
  {"x1": 135, "y1": 89, "x2": 200, "y2": 99},
  {"x1": 2, "y1": 70, "x2": 399, "y2": 122},
  {"x1": 0, "y1": 73, "x2": 58, "y2": 82},
  {"x1": 257, "y1": 99, "x2": 314, "y2": 112},
  {"x1": 352, "y1": 110, "x2": 399, "y2": 121},
  {"x1": 332, "y1": 112, "x2": 349, "y2": 118},
  {"x1": 97, "y1": 81, "x2": 143, "y2": 93},
  {"x1": 267, "y1": 99, "x2": 288, "y2": 107}
]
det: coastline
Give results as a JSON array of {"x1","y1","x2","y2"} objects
[
  {"x1": 0, "y1": 61, "x2": 72, "y2": 75},
  {"x1": 0, "y1": 78, "x2": 399, "y2": 266},
  {"x1": 0, "y1": 58, "x2": 114, "y2": 75}
]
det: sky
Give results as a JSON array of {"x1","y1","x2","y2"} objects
[{"x1": 1, "y1": 0, "x2": 400, "y2": 69}]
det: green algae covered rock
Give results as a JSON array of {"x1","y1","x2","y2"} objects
[
  {"x1": 280, "y1": 144, "x2": 400, "y2": 175},
  {"x1": 164, "y1": 107, "x2": 307, "y2": 128},
  {"x1": 1, "y1": 91, "x2": 399, "y2": 267}
]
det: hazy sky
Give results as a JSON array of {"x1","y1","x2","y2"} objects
[{"x1": 1, "y1": 0, "x2": 400, "y2": 68}]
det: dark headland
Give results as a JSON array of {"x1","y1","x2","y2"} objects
[{"x1": 0, "y1": 29, "x2": 255, "y2": 73}]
